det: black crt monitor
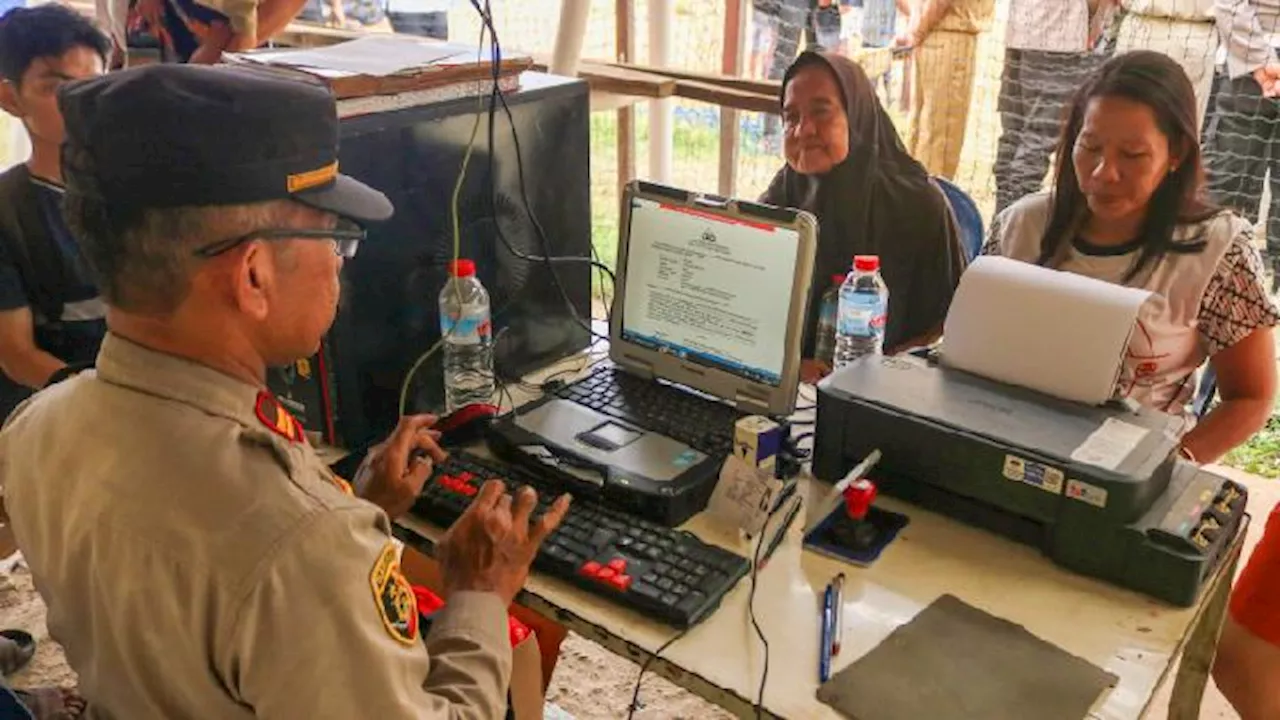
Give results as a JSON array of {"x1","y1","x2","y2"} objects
[{"x1": 316, "y1": 73, "x2": 594, "y2": 453}]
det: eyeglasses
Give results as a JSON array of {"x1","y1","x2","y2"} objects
[{"x1": 192, "y1": 219, "x2": 366, "y2": 259}]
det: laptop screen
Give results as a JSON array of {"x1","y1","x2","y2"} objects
[{"x1": 619, "y1": 196, "x2": 802, "y2": 387}]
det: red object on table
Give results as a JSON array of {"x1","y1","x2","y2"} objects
[
  {"x1": 412, "y1": 585, "x2": 531, "y2": 646},
  {"x1": 842, "y1": 478, "x2": 878, "y2": 521}
]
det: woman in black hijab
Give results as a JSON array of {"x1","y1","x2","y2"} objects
[{"x1": 762, "y1": 51, "x2": 966, "y2": 379}]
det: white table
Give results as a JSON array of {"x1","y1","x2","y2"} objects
[{"x1": 394, "y1": 352, "x2": 1243, "y2": 719}]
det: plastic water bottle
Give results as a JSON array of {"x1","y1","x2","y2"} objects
[
  {"x1": 439, "y1": 258, "x2": 494, "y2": 412},
  {"x1": 834, "y1": 255, "x2": 889, "y2": 369},
  {"x1": 813, "y1": 274, "x2": 845, "y2": 368}
]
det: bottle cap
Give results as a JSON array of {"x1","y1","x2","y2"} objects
[
  {"x1": 447, "y1": 259, "x2": 477, "y2": 278},
  {"x1": 853, "y1": 255, "x2": 880, "y2": 272}
]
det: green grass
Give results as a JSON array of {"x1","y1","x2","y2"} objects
[
  {"x1": 1224, "y1": 406, "x2": 1280, "y2": 479},
  {"x1": 1218, "y1": 329, "x2": 1280, "y2": 479}
]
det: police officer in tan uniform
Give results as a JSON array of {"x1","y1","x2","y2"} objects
[{"x1": 0, "y1": 63, "x2": 569, "y2": 718}]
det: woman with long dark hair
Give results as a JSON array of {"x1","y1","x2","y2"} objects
[
  {"x1": 984, "y1": 50, "x2": 1278, "y2": 463},
  {"x1": 763, "y1": 51, "x2": 967, "y2": 381}
]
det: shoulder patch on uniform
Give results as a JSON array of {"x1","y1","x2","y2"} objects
[
  {"x1": 254, "y1": 391, "x2": 306, "y2": 444},
  {"x1": 370, "y1": 542, "x2": 419, "y2": 646}
]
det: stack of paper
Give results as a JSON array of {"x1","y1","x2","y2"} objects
[
  {"x1": 227, "y1": 35, "x2": 533, "y2": 99},
  {"x1": 941, "y1": 256, "x2": 1153, "y2": 406}
]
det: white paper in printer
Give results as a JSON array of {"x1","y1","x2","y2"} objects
[{"x1": 940, "y1": 256, "x2": 1153, "y2": 406}]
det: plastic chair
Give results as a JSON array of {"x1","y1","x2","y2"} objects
[{"x1": 934, "y1": 176, "x2": 984, "y2": 262}]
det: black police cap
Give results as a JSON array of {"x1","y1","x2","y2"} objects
[{"x1": 58, "y1": 63, "x2": 393, "y2": 224}]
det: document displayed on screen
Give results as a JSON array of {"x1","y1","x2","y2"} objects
[{"x1": 620, "y1": 198, "x2": 799, "y2": 386}]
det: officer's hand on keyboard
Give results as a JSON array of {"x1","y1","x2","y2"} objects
[
  {"x1": 356, "y1": 414, "x2": 448, "y2": 520},
  {"x1": 414, "y1": 451, "x2": 751, "y2": 626},
  {"x1": 437, "y1": 480, "x2": 572, "y2": 606}
]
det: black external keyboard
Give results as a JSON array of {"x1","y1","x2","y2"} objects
[
  {"x1": 412, "y1": 451, "x2": 750, "y2": 628},
  {"x1": 554, "y1": 366, "x2": 741, "y2": 457}
]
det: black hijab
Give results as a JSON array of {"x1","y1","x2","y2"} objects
[{"x1": 762, "y1": 52, "x2": 966, "y2": 355}]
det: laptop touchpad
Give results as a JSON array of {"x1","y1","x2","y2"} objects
[{"x1": 579, "y1": 421, "x2": 643, "y2": 451}]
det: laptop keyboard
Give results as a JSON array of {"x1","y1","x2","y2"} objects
[
  {"x1": 412, "y1": 451, "x2": 750, "y2": 628},
  {"x1": 554, "y1": 366, "x2": 741, "y2": 457}
]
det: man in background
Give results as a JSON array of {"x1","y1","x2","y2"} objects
[
  {"x1": 1203, "y1": 0, "x2": 1280, "y2": 285},
  {"x1": 1113, "y1": 0, "x2": 1217, "y2": 128},
  {"x1": 762, "y1": 0, "x2": 810, "y2": 146},
  {"x1": 860, "y1": 0, "x2": 907, "y2": 98},
  {"x1": 860, "y1": 0, "x2": 906, "y2": 48},
  {"x1": 994, "y1": 0, "x2": 1107, "y2": 214},
  {"x1": 812, "y1": 0, "x2": 847, "y2": 52},
  {"x1": 751, "y1": 0, "x2": 782, "y2": 78},
  {"x1": 896, "y1": 0, "x2": 995, "y2": 180},
  {"x1": 767, "y1": 0, "x2": 814, "y2": 79},
  {"x1": 0, "y1": 5, "x2": 111, "y2": 421}
]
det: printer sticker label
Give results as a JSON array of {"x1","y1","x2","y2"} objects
[
  {"x1": 1066, "y1": 479, "x2": 1109, "y2": 509},
  {"x1": 1070, "y1": 418, "x2": 1149, "y2": 470},
  {"x1": 1003, "y1": 455, "x2": 1064, "y2": 494},
  {"x1": 1023, "y1": 461, "x2": 1064, "y2": 494},
  {"x1": 1002, "y1": 455, "x2": 1026, "y2": 482}
]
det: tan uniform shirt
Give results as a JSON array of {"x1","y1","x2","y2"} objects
[
  {"x1": 936, "y1": 0, "x2": 996, "y2": 34},
  {"x1": 0, "y1": 334, "x2": 512, "y2": 719}
]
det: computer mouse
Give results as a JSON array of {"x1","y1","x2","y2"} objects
[{"x1": 436, "y1": 403, "x2": 500, "y2": 447}]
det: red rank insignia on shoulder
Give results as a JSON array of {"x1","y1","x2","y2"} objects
[{"x1": 254, "y1": 390, "x2": 306, "y2": 444}]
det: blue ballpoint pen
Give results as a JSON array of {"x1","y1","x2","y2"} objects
[{"x1": 819, "y1": 583, "x2": 835, "y2": 683}]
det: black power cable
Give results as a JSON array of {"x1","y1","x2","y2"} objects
[
  {"x1": 625, "y1": 493, "x2": 781, "y2": 719},
  {"x1": 626, "y1": 626, "x2": 690, "y2": 719},
  {"x1": 748, "y1": 501, "x2": 775, "y2": 719},
  {"x1": 468, "y1": 0, "x2": 616, "y2": 347}
]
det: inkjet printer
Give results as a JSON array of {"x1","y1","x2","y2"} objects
[{"x1": 810, "y1": 257, "x2": 1249, "y2": 607}]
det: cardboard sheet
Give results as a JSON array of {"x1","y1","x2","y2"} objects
[
  {"x1": 816, "y1": 594, "x2": 1117, "y2": 720},
  {"x1": 941, "y1": 256, "x2": 1152, "y2": 405}
]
